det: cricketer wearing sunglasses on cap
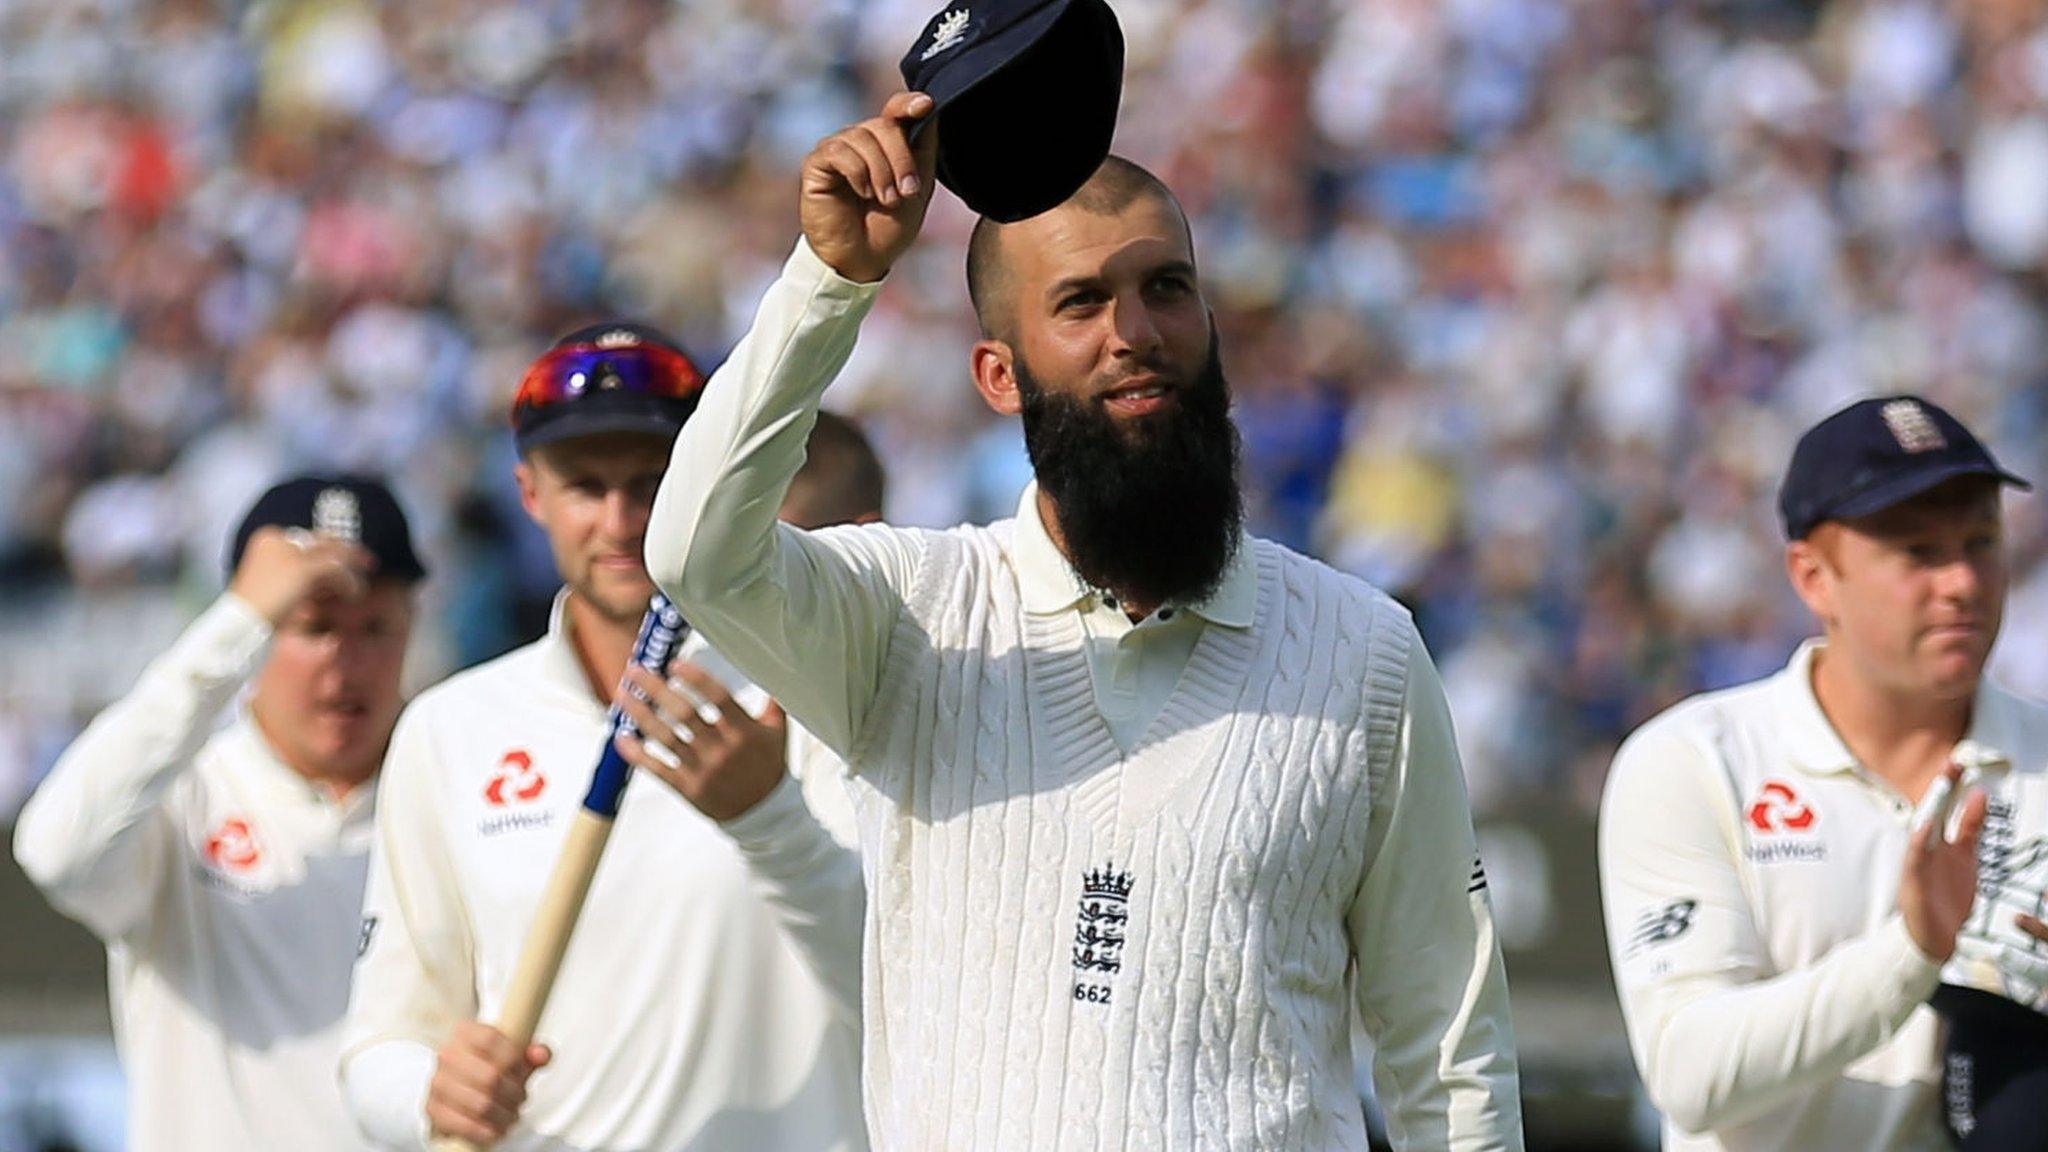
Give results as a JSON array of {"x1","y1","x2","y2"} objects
[{"x1": 340, "y1": 322, "x2": 875, "y2": 1152}]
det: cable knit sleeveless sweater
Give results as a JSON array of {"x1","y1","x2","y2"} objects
[{"x1": 844, "y1": 522, "x2": 1416, "y2": 1151}]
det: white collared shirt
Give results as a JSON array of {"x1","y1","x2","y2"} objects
[
  {"x1": 340, "y1": 593, "x2": 866, "y2": 1152},
  {"x1": 13, "y1": 595, "x2": 378, "y2": 1152},
  {"x1": 1599, "y1": 640, "x2": 2048, "y2": 1152}
]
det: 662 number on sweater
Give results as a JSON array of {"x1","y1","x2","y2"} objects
[{"x1": 1073, "y1": 983, "x2": 1112, "y2": 1005}]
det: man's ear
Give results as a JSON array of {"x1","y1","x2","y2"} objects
[
  {"x1": 971, "y1": 339, "x2": 1021, "y2": 417},
  {"x1": 1786, "y1": 536, "x2": 1836, "y2": 625},
  {"x1": 514, "y1": 459, "x2": 546, "y2": 527}
]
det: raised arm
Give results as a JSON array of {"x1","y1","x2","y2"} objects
[
  {"x1": 14, "y1": 529, "x2": 369, "y2": 940},
  {"x1": 644, "y1": 93, "x2": 939, "y2": 755},
  {"x1": 1349, "y1": 621, "x2": 1524, "y2": 1151}
]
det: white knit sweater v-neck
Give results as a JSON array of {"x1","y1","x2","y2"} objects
[{"x1": 648, "y1": 240, "x2": 1523, "y2": 1151}]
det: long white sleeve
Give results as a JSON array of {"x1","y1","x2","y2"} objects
[
  {"x1": 1598, "y1": 726, "x2": 1940, "y2": 1134},
  {"x1": 340, "y1": 707, "x2": 476, "y2": 1146},
  {"x1": 644, "y1": 239, "x2": 921, "y2": 758},
  {"x1": 719, "y1": 767, "x2": 865, "y2": 1022},
  {"x1": 13, "y1": 594, "x2": 272, "y2": 940},
  {"x1": 341, "y1": 1039, "x2": 436, "y2": 1151},
  {"x1": 1349, "y1": 631, "x2": 1524, "y2": 1151}
]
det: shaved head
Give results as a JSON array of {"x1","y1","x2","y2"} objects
[{"x1": 966, "y1": 155, "x2": 1190, "y2": 342}]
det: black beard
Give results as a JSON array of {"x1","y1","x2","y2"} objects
[{"x1": 1018, "y1": 336, "x2": 1243, "y2": 610}]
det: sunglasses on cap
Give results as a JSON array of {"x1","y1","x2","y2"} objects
[{"x1": 511, "y1": 342, "x2": 706, "y2": 424}]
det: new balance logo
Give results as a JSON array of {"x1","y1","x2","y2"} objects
[{"x1": 1626, "y1": 897, "x2": 1698, "y2": 957}]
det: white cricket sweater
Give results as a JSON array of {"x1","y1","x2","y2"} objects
[
  {"x1": 646, "y1": 239, "x2": 1523, "y2": 1150},
  {"x1": 13, "y1": 594, "x2": 377, "y2": 1152}
]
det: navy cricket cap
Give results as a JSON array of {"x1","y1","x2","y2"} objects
[
  {"x1": 228, "y1": 474, "x2": 428, "y2": 582},
  {"x1": 1778, "y1": 395, "x2": 2030, "y2": 540},
  {"x1": 899, "y1": 0, "x2": 1124, "y2": 223},
  {"x1": 511, "y1": 321, "x2": 707, "y2": 455}
]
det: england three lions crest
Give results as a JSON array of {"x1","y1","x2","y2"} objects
[{"x1": 1073, "y1": 862, "x2": 1133, "y2": 977}]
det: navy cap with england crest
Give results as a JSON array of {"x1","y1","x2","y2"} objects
[
  {"x1": 899, "y1": 0, "x2": 1124, "y2": 223},
  {"x1": 1778, "y1": 395, "x2": 2031, "y2": 540},
  {"x1": 228, "y1": 474, "x2": 428, "y2": 583}
]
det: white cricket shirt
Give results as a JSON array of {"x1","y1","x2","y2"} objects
[
  {"x1": 1600, "y1": 639, "x2": 2048, "y2": 1151},
  {"x1": 340, "y1": 593, "x2": 866, "y2": 1152},
  {"x1": 13, "y1": 594, "x2": 378, "y2": 1152}
]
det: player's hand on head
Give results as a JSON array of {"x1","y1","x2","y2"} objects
[
  {"x1": 614, "y1": 663, "x2": 790, "y2": 822},
  {"x1": 800, "y1": 91, "x2": 940, "y2": 284},
  {"x1": 229, "y1": 525, "x2": 374, "y2": 625},
  {"x1": 427, "y1": 1021, "x2": 551, "y2": 1145},
  {"x1": 1899, "y1": 761, "x2": 1990, "y2": 962}
]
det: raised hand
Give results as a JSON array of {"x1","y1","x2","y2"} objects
[
  {"x1": 1899, "y1": 762, "x2": 1990, "y2": 962},
  {"x1": 614, "y1": 663, "x2": 791, "y2": 822},
  {"x1": 800, "y1": 91, "x2": 940, "y2": 284},
  {"x1": 228, "y1": 525, "x2": 374, "y2": 625}
]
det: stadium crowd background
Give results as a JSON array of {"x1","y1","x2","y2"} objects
[{"x1": 5, "y1": 0, "x2": 2048, "y2": 1146}]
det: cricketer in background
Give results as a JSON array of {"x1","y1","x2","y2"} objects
[
  {"x1": 13, "y1": 474, "x2": 426, "y2": 1152},
  {"x1": 1600, "y1": 395, "x2": 2048, "y2": 1152},
  {"x1": 340, "y1": 323, "x2": 875, "y2": 1151},
  {"x1": 646, "y1": 91, "x2": 1522, "y2": 1150}
]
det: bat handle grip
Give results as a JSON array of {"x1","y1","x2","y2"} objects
[{"x1": 427, "y1": 810, "x2": 616, "y2": 1152}]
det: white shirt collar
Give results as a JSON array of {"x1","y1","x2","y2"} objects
[
  {"x1": 1772, "y1": 639, "x2": 2018, "y2": 775},
  {"x1": 222, "y1": 712, "x2": 377, "y2": 814},
  {"x1": 1010, "y1": 481, "x2": 1257, "y2": 627},
  {"x1": 537, "y1": 588, "x2": 610, "y2": 709}
]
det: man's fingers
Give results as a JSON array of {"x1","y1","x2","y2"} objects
[
  {"x1": 882, "y1": 90, "x2": 935, "y2": 123},
  {"x1": 2018, "y1": 913, "x2": 2048, "y2": 943},
  {"x1": 822, "y1": 138, "x2": 877, "y2": 201},
  {"x1": 1912, "y1": 764, "x2": 1963, "y2": 834},
  {"x1": 839, "y1": 127, "x2": 902, "y2": 207},
  {"x1": 450, "y1": 1021, "x2": 523, "y2": 1068},
  {"x1": 669, "y1": 664, "x2": 739, "y2": 723},
  {"x1": 432, "y1": 1077, "x2": 513, "y2": 1135},
  {"x1": 759, "y1": 697, "x2": 788, "y2": 734},
  {"x1": 527, "y1": 1044, "x2": 552, "y2": 1069},
  {"x1": 616, "y1": 730, "x2": 695, "y2": 785},
  {"x1": 1905, "y1": 816, "x2": 1934, "y2": 865},
  {"x1": 618, "y1": 693, "x2": 702, "y2": 763},
  {"x1": 426, "y1": 1100, "x2": 501, "y2": 1144},
  {"x1": 1953, "y1": 787, "x2": 1990, "y2": 849},
  {"x1": 621, "y1": 666, "x2": 707, "y2": 733},
  {"x1": 865, "y1": 116, "x2": 923, "y2": 198}
]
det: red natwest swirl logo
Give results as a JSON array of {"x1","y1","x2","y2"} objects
[
  {"x1": 204, "y1": 817, "x2": 263, "y2": 871},
  {"x1": 1747, "y1": 780, "x2": 1817, "y2": 834},
  {"x1": 484, "y1": 750, "x2": 546, "y2": 807}
]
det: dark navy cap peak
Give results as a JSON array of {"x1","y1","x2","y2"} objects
[
  {"x1": 900, "y1": 0, "x2": 1124, "y2": 223},
  {"x1": 229, "y1": 474, "x2": 427, "y2": 583},
  {"x1": 1779, "y1": 395, "x2": 2029, "y2": 540}
]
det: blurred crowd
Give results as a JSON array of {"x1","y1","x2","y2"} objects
[{"x1": 6, "y1": 0, "x2": 2048, "y2": 821}]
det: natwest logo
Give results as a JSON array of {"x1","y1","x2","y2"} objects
[
  {"x1": 1747, "y1": 780, "x2": 1817, "y2": 834},
  {"x1": 484, "y1": 750, "x2": 547, "y2": 807},
  {"x1": 204, "y1": 817, "x2": 263, "y2": 871}
]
